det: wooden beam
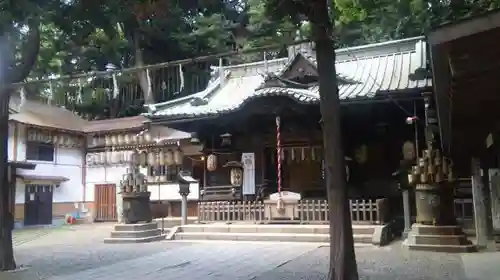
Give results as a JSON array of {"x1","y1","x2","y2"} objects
[{"x1": 428, "y1": 11, "x2": 500, "y2": 45}]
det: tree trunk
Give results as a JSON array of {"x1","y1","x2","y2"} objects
[
  {"x1": 0, "y1": 93, "x2": 15, "y2": 271},
  {"x1": 311, "y1": 4, "x2": 359, "y2": 280}
]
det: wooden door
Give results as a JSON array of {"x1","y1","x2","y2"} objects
[
  {"x1": 24, "y1": 184, "x2": 53, "y2": 226},
  {"x1": 94, "y1": 184, "x2": 117, "y2": 222}
]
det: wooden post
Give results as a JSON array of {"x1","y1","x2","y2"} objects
[{"x1": 471, "y1": 158, "x2": 488, "y2": 248}]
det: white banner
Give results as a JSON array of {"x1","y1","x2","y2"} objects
[{"x1": 241, "y1": 153, "x2": 255, "y2": 195}]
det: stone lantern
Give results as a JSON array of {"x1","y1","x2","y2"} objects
[{"x1": 177, "y1": 170, "x2": 198, "y2": 225}]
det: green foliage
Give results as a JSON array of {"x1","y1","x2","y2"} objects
[
  {"x1": 3, "y1": 0, "x2": 500, "y2": 119},
  {"x1": 333, "y1": 0, "x2": 500, "y2": 46}
]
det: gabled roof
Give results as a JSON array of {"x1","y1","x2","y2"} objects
[{"x1": 145, "y1": 36, "x2": 432, "y2": 121}]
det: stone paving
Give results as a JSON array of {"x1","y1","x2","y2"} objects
[{"x1": 1, "y1": 224, "x2": 499, "y2": 280}]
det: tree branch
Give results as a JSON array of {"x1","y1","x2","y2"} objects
[{"x1": 8, "y1": 20, "x2": 41, "y2": 84}]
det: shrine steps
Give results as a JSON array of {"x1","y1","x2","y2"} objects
[
  {"x1": 169, "y1": 224, "x2": 392, "y2": 245},
  {"x1": 104, "y1": 222, "x2": 167, "y2": 244}
]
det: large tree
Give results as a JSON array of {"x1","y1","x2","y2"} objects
[
  {"x1": 0, "y1": 0, "x2": 45, "y2": 270},
  {"x1": 263, "y1": 0, "x2": 358, "y2": 279}
]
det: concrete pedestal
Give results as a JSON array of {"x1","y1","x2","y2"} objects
[
  {"x1": 415, "y1": 184, "x2": 455, "y2": 226},
  {"x1": 104, "y1": 222, "x2": 166, "y2": 244},
  {"x1": 403, "y1": 183, "x2": 475, "y2": 252},
  {"x1": 403, "y1": 223, "x2": 476, "y2": 252}
]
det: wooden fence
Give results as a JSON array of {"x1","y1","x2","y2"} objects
[
  {"x1": 198, "y1": 197, "x2": 475, "y2": 226},
  {"x1": 198, "y1": 198, "x2": 389, "y2": 225},
  {"x1": 454, "y1": 198, "x2": 474, "y2": 221}
]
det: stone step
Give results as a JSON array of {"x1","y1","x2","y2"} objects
[
  {"x1": 114, "y1": 222, "x2": 158, "y2": 232},
  {"x1": 173, "y1": 232, "x2": 373, "y2": 243},
  {"x1": 405, "y1": 243, "x2": 476, "y2": 253},
  {"x1": 179, "y1": 224, "x2": 375, "y2": 235},
  {"x1": 104, "y1": 234, "x2": 166, "y2": 244},
  {"x1": 412, "y1": 234, "x2": 471, "y2": 246},
  {"x1": 110, "y1": 228, "x2": 162, "y2": 239},
  {"x1": 411, "y1": 224, "x2": 464, "y2": 236}
]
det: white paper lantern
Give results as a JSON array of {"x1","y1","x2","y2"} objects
[
  {"x1": 207, "y1": 154, "x2": 217, "y2": 171},
  {"x1": 173, "y1": 149, "x2": 183, "y2": 166},
  {"x1": 58, "y1": 135, "x2": 66, "y2": 146},
  {"x1": 139, "y1": 151, "x2": 147, "y2": 167},
  {"x1": 159, "y1": 150, "x2": 165, "y2": 165},
  {"x1": 97, "y1": 152, "x2": 104, "y2": 165},
  {"x1": 86, "y1": 153, "x2": 93, "y2": 166},
  {"x1": 124, "y1": 134, "x2": 130, "y2": 145},
  {"x1": 27, "y1": 130, "x2": 35, "y2": 141},
  {"x1": 402, "y1": 141, "x2": 415, "y2": 161},
  {"x1": 106, "y1": 151, "x2": 113, "y2": 164},
  {"x1": 165, "y1": 150, "x2": 174, "y2": 166},
  {"x1": 104, "y1": 135, "x2": 111, "y2": 146},
  {"x1": 92, "y1": 136, "x2": 99, "y2": 147},
  {"x1": 137, "y1": 135, "x2": 144, "y2": 144},
  {"x1": 66, "y1": 137, "x2": 74, "y2": 147},
  {"x1": 112, "y1": 151, "x2": 120, "y2": 164},
  {"x1": 53, "y1": 135, "x2": 59, "y2": 145},
  {"x1": 111, "y1": 135, "x2": 118, "y2": 146},
  {"x1": 230, "y1": 167, "x2": 243, "y2": 187},
  {"x1": 90, "y1": 153, "x2": 97, "y2": 165},
  {"x1": 143, "y1": 132, "x2": 152, "y2": 143},
  {"x1": 129, "y1": 150, "x2": 139, "y2": 164},
  {"x1": 117, "y1": 151, "x2": 124, "y2": 163},
  {"x1": 117, "y1": 134, "x2": 124, "y2": 146},
  {"x1": 147, "y1": 151, "x2": 156, "y2": 166},
  {"x1": 34, "y1": 131, "x2": 41, "y2": 142}
]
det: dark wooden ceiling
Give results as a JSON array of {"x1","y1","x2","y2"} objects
[{"x1": 445, "y1": 27, "x2": 500, "y2": 165}]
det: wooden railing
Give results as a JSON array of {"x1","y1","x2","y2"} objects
[
  {"x1": 198, "y1": 201, "x2": 265, "y2": 222},
  {"x1": 197, "y1": 198, "x2": 389, "y2": 224},
  {"x1": 454, "y1": 198, "x2": 474, "y2": 221}
]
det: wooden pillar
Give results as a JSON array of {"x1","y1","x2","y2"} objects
[{"x1": 471, "y1": 157, "x2": 488, "y2": 248}]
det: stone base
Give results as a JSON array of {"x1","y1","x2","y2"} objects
[
  {"x1": 402, "y1": 223, "x2": 476, "y2": 253},
  {"x1": 104, "y1": 222, "x2": 166, "y2": 244},
  {"x1": 172, "y1": 224, "x2": 392, "y2": 245},
  {"x1": 494, "y1": 233, "x2": 500, "y2": 251}
]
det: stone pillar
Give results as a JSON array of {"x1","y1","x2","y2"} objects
[
  {"x1": 402, "y1": 189, "x2": 411, "y2": 238},
  {"x1": 472, "y1": 158, "x2": 488, "y2": 248},
  {"x1": 116, "y1": 189, "x2": 123, "y2": 223},
  {"x1": 489, "y1": 168, "x2": 500, "y2": 232},
  {"x1": 180, "y1": 195, "x2": 188, "y2": 226}
]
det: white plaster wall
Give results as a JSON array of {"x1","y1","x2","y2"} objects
[
  {"x1": 85, "y1": 165, "x2": 196, "y2": 201},
  {"x1": 84, "y1": 165, "x2": 130, "y2": 201},
  {"x1": 8, "y1": 122, "x2": 15, "y2": 161},
  {"x1": 13, "y1": 123, "x2": 84, "y2": 204},
  {"x1": 148, "y1": 182, "x2": 199, "y2": 201}
]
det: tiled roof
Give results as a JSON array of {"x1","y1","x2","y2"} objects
[
  {"x1": 145, "y1": 36, "x2": 432, "y2": 120},
  {"x1": 8, "y1": 95, "x2": 190, "y2": 139}
]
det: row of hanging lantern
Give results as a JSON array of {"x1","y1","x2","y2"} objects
[
  {"x1": 88, "y1": 132, "x2": 154, "y2": 148},
  {"x1": 87, "y1": 148, "x2": 184, "y2": 166},
  {"x1": 269, "y1": 146, "x2": 324, "y2": 164},
  {"x1": 87, "y1": 150, "x2": 134, "y2": 166},
  {"x1": 27, "y1": 129, "x2": 82, "y2": 148}
]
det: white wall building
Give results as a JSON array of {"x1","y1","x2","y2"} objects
[{"x1": 8, "y1": 96, "x2": 201, "y2": 228}]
